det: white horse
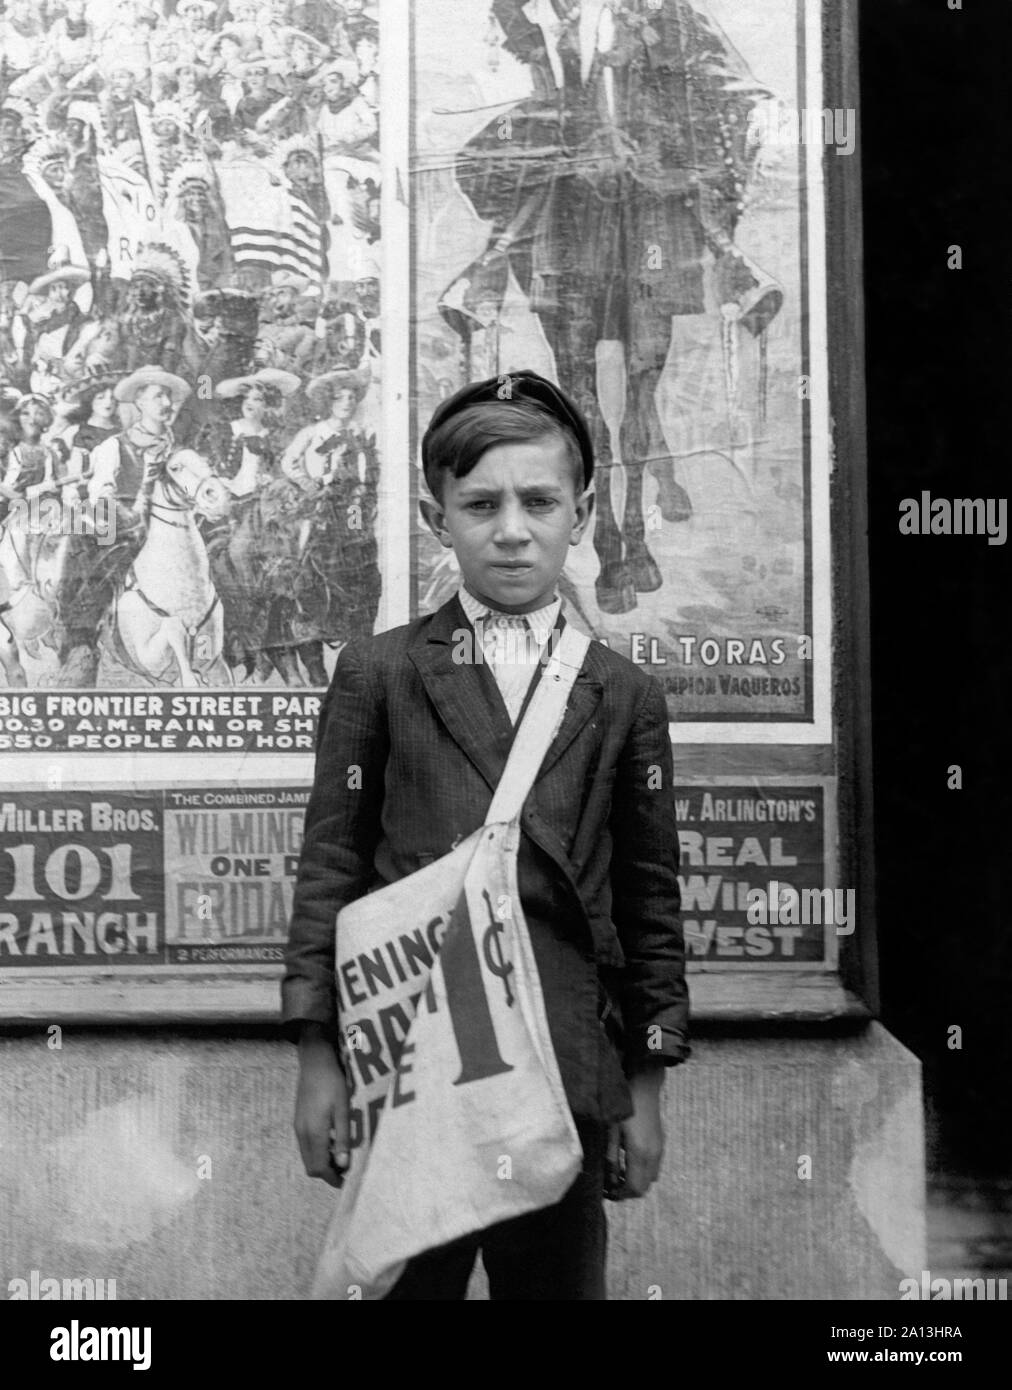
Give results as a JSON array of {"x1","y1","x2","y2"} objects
[
  {"x1": 0, "y1": 490, "x2": 73, "y2": 686},
  {"x1": 109, "y1": 450, "x2": 233, "y2": 688}
]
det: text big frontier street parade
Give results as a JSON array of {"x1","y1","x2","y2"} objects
[{"x1": 0, "y1": 0, "x2": 382, "y2": 692}]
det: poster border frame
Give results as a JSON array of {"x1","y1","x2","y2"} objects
[{"x1": 0, "y1": 0, "x2": 871, "y2": 1025}]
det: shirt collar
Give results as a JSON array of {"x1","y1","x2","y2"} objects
[
  {"x1": 127, "y1": 423, "x2": 173, "y2": 449},
  {"x1": 457, "y1": 584, "x2": 562, "y2": 645}
]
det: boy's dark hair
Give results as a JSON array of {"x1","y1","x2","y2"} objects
[
  {"x1": 421, "y1": 369, "x2": 595, "y2": 503},
  {"x1": 423, "y1": 400, "x2": 584, "y2": 503}
]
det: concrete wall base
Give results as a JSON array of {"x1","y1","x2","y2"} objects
[{"x1": 0, "y1": 1022, "x2": 923, "y2": 1300}]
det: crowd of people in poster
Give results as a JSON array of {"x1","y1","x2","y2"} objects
[{"x1": 0, "y1": 0, "x2": 382, "y2": 690}]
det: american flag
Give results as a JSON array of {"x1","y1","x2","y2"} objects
[{"x1": 218, "y1": 159, "x2": 326, "y2": 285}]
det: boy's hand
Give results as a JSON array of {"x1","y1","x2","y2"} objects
[
  {"x1": 294, "y1": 1024, "x2": 351, "y2": 1189},
  {"x1": 606, "y1": 1064, "x2": 665, "y2": 1200}
]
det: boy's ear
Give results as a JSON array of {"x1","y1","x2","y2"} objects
[
  {"x1": 570, "y1": 486, "x2": 594, "y2": 544},
  {"x1": 419, "y1": 496, "x2": 452, "y2": 547}
]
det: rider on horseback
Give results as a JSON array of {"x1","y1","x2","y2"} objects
[
  {"x1": 59, "y1": 365, "x2": 191, "y2": 686},
  {"x1": 203, "y1": 366, "x2": 301, "y2": 683}
]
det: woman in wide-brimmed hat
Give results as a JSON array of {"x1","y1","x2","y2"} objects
[
  {"x1": 234, "y1": 51, "x2": 286, "y2": 129},
  {"x1": 24, "y1": 262, "x2": 92, "y2": 382},
  {"x1": 274, "y1": 364, "x2": 380, "y2": 681},
  {"x1": 303, "y1": 366, "x2": 370, "y2": 414},
  {"x1": 213, "y1": 367, "x2": 300, "y2": 497},
  {"x1": 55, "y1": 375, "x2": 122, "y2": 479},
  {"x1": 201, "y1": 367, "x2": 302, "y2": 681}
]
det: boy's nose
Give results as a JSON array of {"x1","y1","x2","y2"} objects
[{"x1": 493, "y1": 504, "x2": 532, "y2": 544}]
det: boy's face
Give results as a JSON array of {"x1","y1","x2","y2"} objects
[{"x1": 421, "y1": 435, "x2": 592, "y2": 614}]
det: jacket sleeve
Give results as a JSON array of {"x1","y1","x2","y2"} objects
[
  {"x1": 280, "y1": 640, "x2": 389, "y2": 1039},
  {"x1": 608, "y1": 676, "x2": 690, "y2": 1070}
]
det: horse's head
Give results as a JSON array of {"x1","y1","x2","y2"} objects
[{"x1": 162, "y1": 449, "x2": 232, "y2": 522}]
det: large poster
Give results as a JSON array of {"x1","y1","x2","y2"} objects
[
  {"x1": 0, "y1": 0, "x2": 383, "y2": 748},
  {"x1": 410, "y1": 0, "x2": 832, "y2": 739}
]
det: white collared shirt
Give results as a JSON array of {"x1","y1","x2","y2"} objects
[{"x1": 458, "y1": 585, "x2": 563, "y2": 724}]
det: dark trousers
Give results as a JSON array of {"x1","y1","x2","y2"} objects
[{"x1": 383, "y1": 1120, "x2": 608, "y2": 1301}]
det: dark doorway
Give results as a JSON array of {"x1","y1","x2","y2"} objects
[{"x1": 861, "y1": 0, "x2": 1011, "y2": 1202}]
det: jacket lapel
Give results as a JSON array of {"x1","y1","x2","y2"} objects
[
  {"x1": 408, "y1": 596, "x2": 603, "y2": 791},
  {"x1": 408, "y1": 596, "x2": 512, "y2": 792},
  {"x1": 536, "y1": 666, "x2": 603, "y2": 778}
]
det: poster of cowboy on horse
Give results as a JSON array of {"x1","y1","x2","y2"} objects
[{"x1": 411, "y1": 0, "x2": 832, "y2": 734}]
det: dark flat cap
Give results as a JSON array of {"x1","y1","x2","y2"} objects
[{"x1": 421, "y1": 369, "x2": 594, "y2": 488}]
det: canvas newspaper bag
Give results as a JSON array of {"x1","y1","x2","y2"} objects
[{"x1": 311, "y1": 624, "x2": 591, "y2": 1300}]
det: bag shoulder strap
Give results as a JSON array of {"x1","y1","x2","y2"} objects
[{"x1": 484, "y1": 623, "x2": 591, "y2": 826}]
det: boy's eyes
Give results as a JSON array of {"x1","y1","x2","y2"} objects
[{"x1": 466, "y1": 497, "x2": 556, "y2": 511}]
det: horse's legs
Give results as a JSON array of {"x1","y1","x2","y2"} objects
[
  {"x1": 643, "y1": 347, "x2": 693, "y2": 522},
  {"x1": 0, "y1": 621, "x2": 27, "y2": 687},
  {"x1": 618, "y1": 366, "x2": 666, "y2": 593},
  {"x1": 58, "y1": 533, "x2": 127, "y2": 685},
  {"x1": 204, "y1": 654, "x2": 235, "y2": 688},
  {"x1": 265, "y1": 644, "x2": 302, "y2": 686},
  {"x1": 127, "y1": 607, "x2": 202, "y2": 687},
  {"x1": 647, "y1": 455, "x2": 694, "y2": 525},
  {"x1": 59, "y1": 634, "x2": 100, "y2": 686},
  {"x1": 540, "y1": 305, "x2": 635, "y2": 616},
  {"x1": 297, "y1": 640, "x2": 328, "y2": 688}
]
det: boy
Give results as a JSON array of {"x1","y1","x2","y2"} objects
[{"x1": 283, "y1": 370, "x2": 689, "y2": 1300}]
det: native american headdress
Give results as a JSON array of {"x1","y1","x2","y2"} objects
[
  {"x1": 276, "y1": 132, "x2": 321, "y2": 171},
  {"x1": 166, "y1": 158, "x2": 215, "y2": 202},
  {"x1": 131, "y1": 242, "x2": 191, "y2": 303}
]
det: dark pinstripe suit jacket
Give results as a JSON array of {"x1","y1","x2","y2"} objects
[{"x1": 282, "y1": 594, "x2": 689, "y2": 1121}]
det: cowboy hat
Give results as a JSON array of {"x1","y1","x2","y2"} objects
[
  {"x1": 114, "y1": 366, "x2": 191, "y2": 407},
  {"x1": 58, "y1": 373, "x2": 121, "y2": 410},
  {"x1": 27, "y1": 264, "x2": 90, "y2": 296},
  {"x1": 215, "y1": 368, "x2": 301, "y2": 398},
  {"x1": 153, "y1": 57, "x2": 209, "y2": 83},
  {"x1": 282, "y1": 26, "x2": 330, "y2": 61},
  {"x1": 307, "y1": 367, "x2": 370, "y2": 404},
  {"x1": 239, "y1": 52, "x2": 284, "y2": 77},
  {"x1": 13, "y1": 391, "x2": 54, "y2": 414},
  {"x1": 318, "y1": 57, "x2": 359, "y2": 86}
]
